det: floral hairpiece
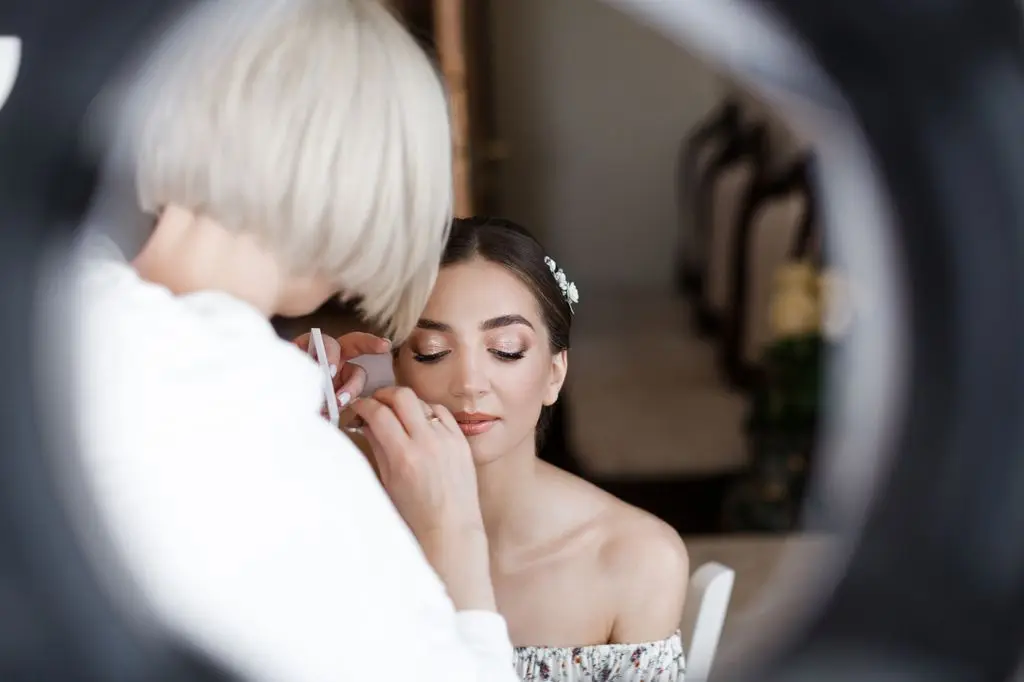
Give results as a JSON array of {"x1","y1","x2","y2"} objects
[{"x1": 544, "y1": 256, "x2": 579, "y2": 314}]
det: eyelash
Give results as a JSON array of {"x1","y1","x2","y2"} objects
[{"x1": 412, "y1": 350, "x2": 526, "y2": 364}]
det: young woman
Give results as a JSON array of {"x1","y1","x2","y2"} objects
[{"x1": 388, "y1": 217, "x2": 689, "y2": 680}]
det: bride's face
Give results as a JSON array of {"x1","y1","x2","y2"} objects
[{"x1": 394, "y1": 257, "x2": 567, "y2": 465}]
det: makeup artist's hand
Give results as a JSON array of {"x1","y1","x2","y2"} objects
[
  {"x1": 351, "y1": 387, "x2": 496, "y2": 612},
  {"x1": 292, "y1": 331, "x2": 391, "y2": 408}
]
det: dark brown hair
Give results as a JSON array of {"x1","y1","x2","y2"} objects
[{"x1": 443, "y1": 216, "x2": 573, "y2": 441}]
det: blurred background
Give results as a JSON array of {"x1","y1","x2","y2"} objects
[{"x1": 275, "y1": 0, "x2": 833, "y2": 654}]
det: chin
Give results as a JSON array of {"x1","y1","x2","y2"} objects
[
  {"x1": 277, "y1": 277, "x2": 337, "y2": 317},
  {"x1": 277, "y1": 294, "x2": 333, "y2": 317},
  {"x1": 467, "y1": 443, "x2": 506, "y2": 467}
]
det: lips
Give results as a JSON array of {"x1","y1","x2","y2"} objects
[{"x1": 453, "y1": 412, "x2": 499, "y2": 437}]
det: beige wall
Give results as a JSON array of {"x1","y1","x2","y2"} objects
[{"x1": 489, "y1": 0, "x2": 723, "y2": 294}]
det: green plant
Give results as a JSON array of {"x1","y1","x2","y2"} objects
[
  {"x1": 746, "y1": 333, "x2": 824, "y2": 436},
  {"x1": 723, "y1": 259, "x2": 838, "y2": 532}
]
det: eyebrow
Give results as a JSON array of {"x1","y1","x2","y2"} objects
[{"x1": 416, "y1": 314, "x2": 535, "y2": 333}]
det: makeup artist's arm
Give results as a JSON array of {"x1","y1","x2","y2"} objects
[
  {"x1": 106, "y1": 410, "x2": 517, "y2": 682},
  {"x1": 350, "y1": 387, "x2": 501, "y2": 614},
  {"x1": 75, "y1": 244, "x2": 516, "y2": 682}
]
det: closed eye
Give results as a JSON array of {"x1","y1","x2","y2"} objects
[
  {"x1": 491, "y1": 350, "x2": 526, "y2": 362},
  {"x1": 412, "y1": 350, "x2": 450, "y2": 363}
]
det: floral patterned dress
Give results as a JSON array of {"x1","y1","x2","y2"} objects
[{"x1": 513, "y1": 630, "x2": 685, "y2": 681}]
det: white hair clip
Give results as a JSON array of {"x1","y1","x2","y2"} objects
[{"x1": 544, "y1": 256, "x2": 579, "y2": 313}]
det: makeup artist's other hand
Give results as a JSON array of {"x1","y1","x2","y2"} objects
[
  {"x1": 292, "y1": 331, "x2": 391, "y2": 407},
  {"x1": 351, "y1": 387, "x2": 495, "y2": 612},
  {"x1": 351, "y1": 387, "x2": 481, "y2": 535}
]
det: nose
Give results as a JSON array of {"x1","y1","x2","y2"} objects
[{"x1": 450, "y1": 348, "x2": 490, "y2": 399}]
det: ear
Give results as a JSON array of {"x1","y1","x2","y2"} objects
[{"x1": 542, "y1": 350, "x2": 569, "y2": 406}]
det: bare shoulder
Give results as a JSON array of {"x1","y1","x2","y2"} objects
[
  {"x1": 599, "y1": 505, "x2": 690, "y2": 578},
  {"x1": 533, "y1": 463, "x2": 689, "y2": 641},
  {"x1": 536, "y1": 463, "x2": 689, "y2": 587},
  {"x1": 598, "y1": 501, "x2": 690, "y2": 643}
]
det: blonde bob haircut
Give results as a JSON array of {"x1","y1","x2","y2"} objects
[{"x1": 125, "y1": 0, "x2": 452, "y2": 341}]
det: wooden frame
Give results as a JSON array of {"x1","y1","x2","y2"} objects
[
  {"x1": 388, "y1": 0, "x2": 489, "y2": 216},
  {"x1": 432, "y1": 0, "x2": 473, "y2": 216}
]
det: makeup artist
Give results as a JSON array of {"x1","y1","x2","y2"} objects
[{"x1": 70, "y1": 1, "x2": 519, "y2": 681}]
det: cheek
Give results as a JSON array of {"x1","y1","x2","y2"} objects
[
  {"x1": 496, "y1": 359, "x2": 553, "y2": 416},
  {"x1": 394, "y1": 357, "x2": 446, "y2": 402}
]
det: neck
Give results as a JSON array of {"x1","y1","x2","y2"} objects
[
  {"x1": 477, "y1": 434, "x2": 541, "y2": 551},
  {"x1": 132, "y1": 205, "x2": 286, "y2": 317}
]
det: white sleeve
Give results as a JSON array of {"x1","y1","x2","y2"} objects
[{"x1": 86, "y1": 408, "x2": 519, "y2": 682}]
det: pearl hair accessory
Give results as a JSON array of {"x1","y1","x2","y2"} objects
[{"x1": 544, "y1": 256, "x2": 579, "y2": 314}]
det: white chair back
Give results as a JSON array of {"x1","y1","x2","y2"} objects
[{"x1": 680, "y1": 561, "x2": 735, "y2": 681}]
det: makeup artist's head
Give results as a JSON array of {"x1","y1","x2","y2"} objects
[
  {"x1": 393, "y1": 217, "x2": 573, "y2": 465},
  {"x1": 122, "y1": 0, "x2": 451, "y2": 340}
]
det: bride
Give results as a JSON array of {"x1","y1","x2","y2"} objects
[{"x1": 318, "y1": 217, "x2": 688, "y2": 681}]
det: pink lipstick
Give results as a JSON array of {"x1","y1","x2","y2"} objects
[{"x1": 453, "y1": 412, "x2": 499, "y2": 437}]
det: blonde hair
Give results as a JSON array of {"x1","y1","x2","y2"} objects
[{"x1": 126, "y1": 0, "x2": 452, "y2": 341}]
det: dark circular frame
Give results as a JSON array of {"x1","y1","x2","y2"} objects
[{"x1": 2, "y1": 0, "x2": 1024, "y2": 680}]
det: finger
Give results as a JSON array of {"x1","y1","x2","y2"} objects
[
  {"x1": 371, "y1": 387, "x2": 434, "y2": 436},
  {"x1": 350, "y1": 398, "x2": 412, "y2": 455},
  {"x1": 319, "y1": 335, "x2": 342, "y2": 370},
  {"x1": 357, "y1": 427, "x2": 390, "y2": 484},
  {"x1": 336, "y1": 332, "x2": 392, "y2": 362},
  {"x1": 295, "y1": 332, "x2": 342, "y2": 366},
  {"x1": 297, "y1": 332, "x2": 343, "y2": 379},
  {"x1": 335, "y1": 363, "x2": 368, "y2": 406},
  {"x1": 430, "y1": 403, "x2": 459, "y2": 432},
  {"x1": 372, "y1": 386, "x2": 435, "y2": 421},
  {"x1": 338, "y1": 405, "x2": 360, "y2": 429}
]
